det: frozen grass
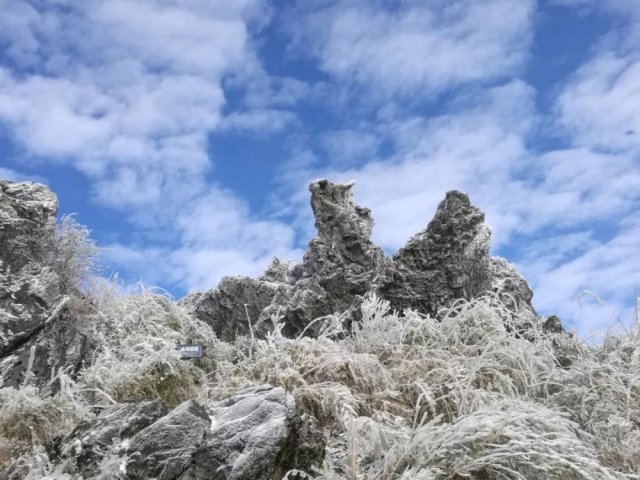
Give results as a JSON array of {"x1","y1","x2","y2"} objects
[
  {"x1": 0, "y1": 382, "x2": 91, "y2": 466},
  {"x1": 2, "y1": 287, "x2": 640, "y2": 479},
  {"x1": 79, "y1": 284, "x2": 230, "y2": 407},
  {"x1": 214, "y1": 293, "x2": 640, "y2": 479}
]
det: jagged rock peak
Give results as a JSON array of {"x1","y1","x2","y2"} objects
[
  {"x1": 395, "y1": 189, "x2": 489, "y2": 269},
  {"x1": 304, "y1": 179, "x2": 385, "y2": 274},
  {"x1": 184, "y1": 179, "x2": 541, "y2": 340},
  {"x1": 308, "y1": 179, "x2": 374, "y2": 241}
]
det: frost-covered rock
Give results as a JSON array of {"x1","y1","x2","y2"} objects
[
  {"x1": 257, "y1": 180, "x2": 388, "y2": 336},
  {"x1": 180, "y1": 276, "x2": 282, "y2": 342},
  {"x1": 382, "y1": 190, "x2": 538, "y2": 326},
  {"x1": 193, "y1": 384, "x2": 324, "y2": 480},
  {"x1": 60, "y1": 386, "x2": 325, "y2": 480},
  {"x1": 126, "y1": 399, "x2": 210, "y2": 479},
  {"x1": 0, "y1": 181, "x2": 94, "y2": 388},
  {"x1": 0, "y1": 181, "x2": 58, "y2": 273},
  {"x1": 0, "y1": 181, "x2": 60, "y2": 359},
  {"x1": 58, "y1": 400, "x2": 168, "y2": 478},
  {"x1": 185, "y1": 180, "x2": 543, "y2": 340}
]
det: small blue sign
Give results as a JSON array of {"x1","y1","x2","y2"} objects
[{"x1": 176, "y1": 344, "x2": 204, "y2": 359}]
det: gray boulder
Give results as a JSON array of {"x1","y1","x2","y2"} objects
[
  {"x1": 383, "y1": 190, "x2": 491, "y2": 314},
  {"x1": 192, "y1": 385, "x2": 324, "y2": 480},
  {"x1": 179, "y1": 276, "x2": 283, "y2": 342},
  {"x1": 256, "y1": 180, "x2": 388, "y2": 336},
  {"x1": 381, "y1": 190, "x2": 537, "y2": 326},
  {"x1": 59, "y1": 400, "x2": 168, "y2": 478},
  {"x1": 183, "y1": 180, "x2": 390, "y2": 338},
  {"x1": 120, "y1": 385, "x2": 323, "y2": 480},
  {"x1": 0, "y1": 181, "x2": 58, "y2": 273},
  {"x1": 0, "y1": 181, "x2": 60, "y2": 359},
  {"x1": 126, "y1": 400, "x2": 210, "y2": 479}
]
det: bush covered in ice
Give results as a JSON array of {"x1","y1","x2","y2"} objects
[{"x1": 2, "y1": 283, "x2": 639, "y2": 478}]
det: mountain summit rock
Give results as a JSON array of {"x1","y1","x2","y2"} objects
[{"x1": 182, "y1": 179, "x2": 539, "y2": 339}]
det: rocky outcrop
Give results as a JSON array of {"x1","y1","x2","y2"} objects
[
  {"x1": 180, "y1": 277, "x2": 283, "y2": 342},
  {"x1": 184, "y1": 180, "x2": 542, "y2": 340},
  {"x1": 52, "y1": 386, "x2": 324, "y2": 480},
  {"x1": 192, "y1": 385, "x2": 324, "y2": 480},
  {"x1": 126, "y1": 399, "x2": 211, "y2": 479},
  {"x1": 0, "y1": 181, "x2": 91, "y2": 388},
  {"x1": 181, "y1": 180, "x2": 389, "y2": 338},
  {"x1": 381, "y1": 191, "x2": 537, "y2": 326}
]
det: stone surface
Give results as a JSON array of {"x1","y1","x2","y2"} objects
[
  {"x1": 0, "y1": 181, "x2": 60, "y2": 359},
  {"x1": 0, "y1": 181, "x2": 92, "y2": 388},
  {"x1": 59, "y1": 400, "x2": 168, "y2": 478},
  {"x1": 179, "y1": 276, "x2": 282, "y2": 342},
  {"x1": 382, "y1": 190, "x2": 491, "y2": 314},
  {"x1": 0, "y1": 181, "x2": 58, "y2": 273},
  {"x1": 382, "y1": 191, "x2": 538, "y2": 326},
  {"x1": 192, "y1": 384, "x2": 324, "y2": 480},
  {"x1": 183, "y1": 180, "x2": 390, "y2": 338},
  {"x1": 71, "y1": 386, "x2": 325, "y2": 480},
  {"x1": 126, "y1": 400, "x2": 210, "y2": 480},
  {"x1": 261, "y1": 180, "x2": 388, "y2": 336},
  {"x1": 184, "y1": 180, "x2": 543, "y2": 340},
  {"x1": 42, "y1": 387, "x2": 322, "y2": 480}
]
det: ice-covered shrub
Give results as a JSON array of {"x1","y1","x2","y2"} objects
[
  {"x1": 41, "y1": 215, "x2": 99, "y2": 292},
  {"x1": 301, "y1": 294, "x2": 640, "y2": 479},
  {"x1": 79, "y1": 287, "x2": 226, "y2": 407}
]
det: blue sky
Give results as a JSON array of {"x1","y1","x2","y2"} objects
[{"x1": 1, "y1": 0, "x2": 639, "y2": 339}]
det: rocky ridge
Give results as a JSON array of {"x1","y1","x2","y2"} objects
[{"x1": 181, "y1": 179, "x2": 541, "y2": 340}]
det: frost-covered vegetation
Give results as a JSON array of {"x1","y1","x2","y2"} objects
[
  {"x1": 3, "y1": 286, "x2": 640, "y2": 478},
  {"x1": 2, "y1": 214, "x2": 640, "y2": 479}
]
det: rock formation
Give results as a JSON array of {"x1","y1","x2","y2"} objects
[
  {"x1": 183, "y1": 179, "x2": 540, "y2": 339},
  {"x1": 54, "y1": 385, "x2": 323, "y2": 480},
  {"x1": 382, "y1": 190, "x2": 537, "y2": 325},
  {"x1": 0, "y1": 181, "x2": 92, "y2": 388}
]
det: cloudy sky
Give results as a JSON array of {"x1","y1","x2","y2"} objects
[{"x1": 1, "y1": 0, "x2": 638, "y2": 338}]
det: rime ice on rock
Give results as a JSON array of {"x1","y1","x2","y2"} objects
[
  {"x1": 182, "y1": 179, "x2": 541, "y2": 340},
  {"x1": 0, "y1": 181, "x2": 94, "y2": 387},
  {"x1": 382, "y1": 190, "x2": 537, "y2": 326},
  {"x1": 56, "y1": 386, "x2": 323, "y2": 480}
]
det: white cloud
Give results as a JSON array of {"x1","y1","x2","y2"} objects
[
  {"x1": 0, "y1": 0, "x2": 40, "y2": 67},
  {"x1": 557, "y1": 52, "x2": 640, "y2": 152},
  {"x1": 318, "y1": 129, "x2": 381, "y2": 166},
  {"x1": 0, "y1": 166, "x2": 46, "y2": 183},
  {"x1": 0, "y1": 0, "x2": 305, "y2": 291},
  {"x1": 104, "y1": 187, "x2": 303, "y2": 290},
  {"x1": 548, "y1": 0, "x2": 640, "y2": 17},
  {"x1": 285, "y1": 0, "x2": 534, "y2": 97},
  {"x1": 0, "y1": 167, "x2": 28, "y2": 182},
  {"x1": 0, "y1": 0, "x2": 266, "y2": 212},
  {"x1": 518, "y1": 219, "x2": 640, "y2": 337},
  {"x1": 220, "y1": 109, "x2": 297, "y2": 133}
]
